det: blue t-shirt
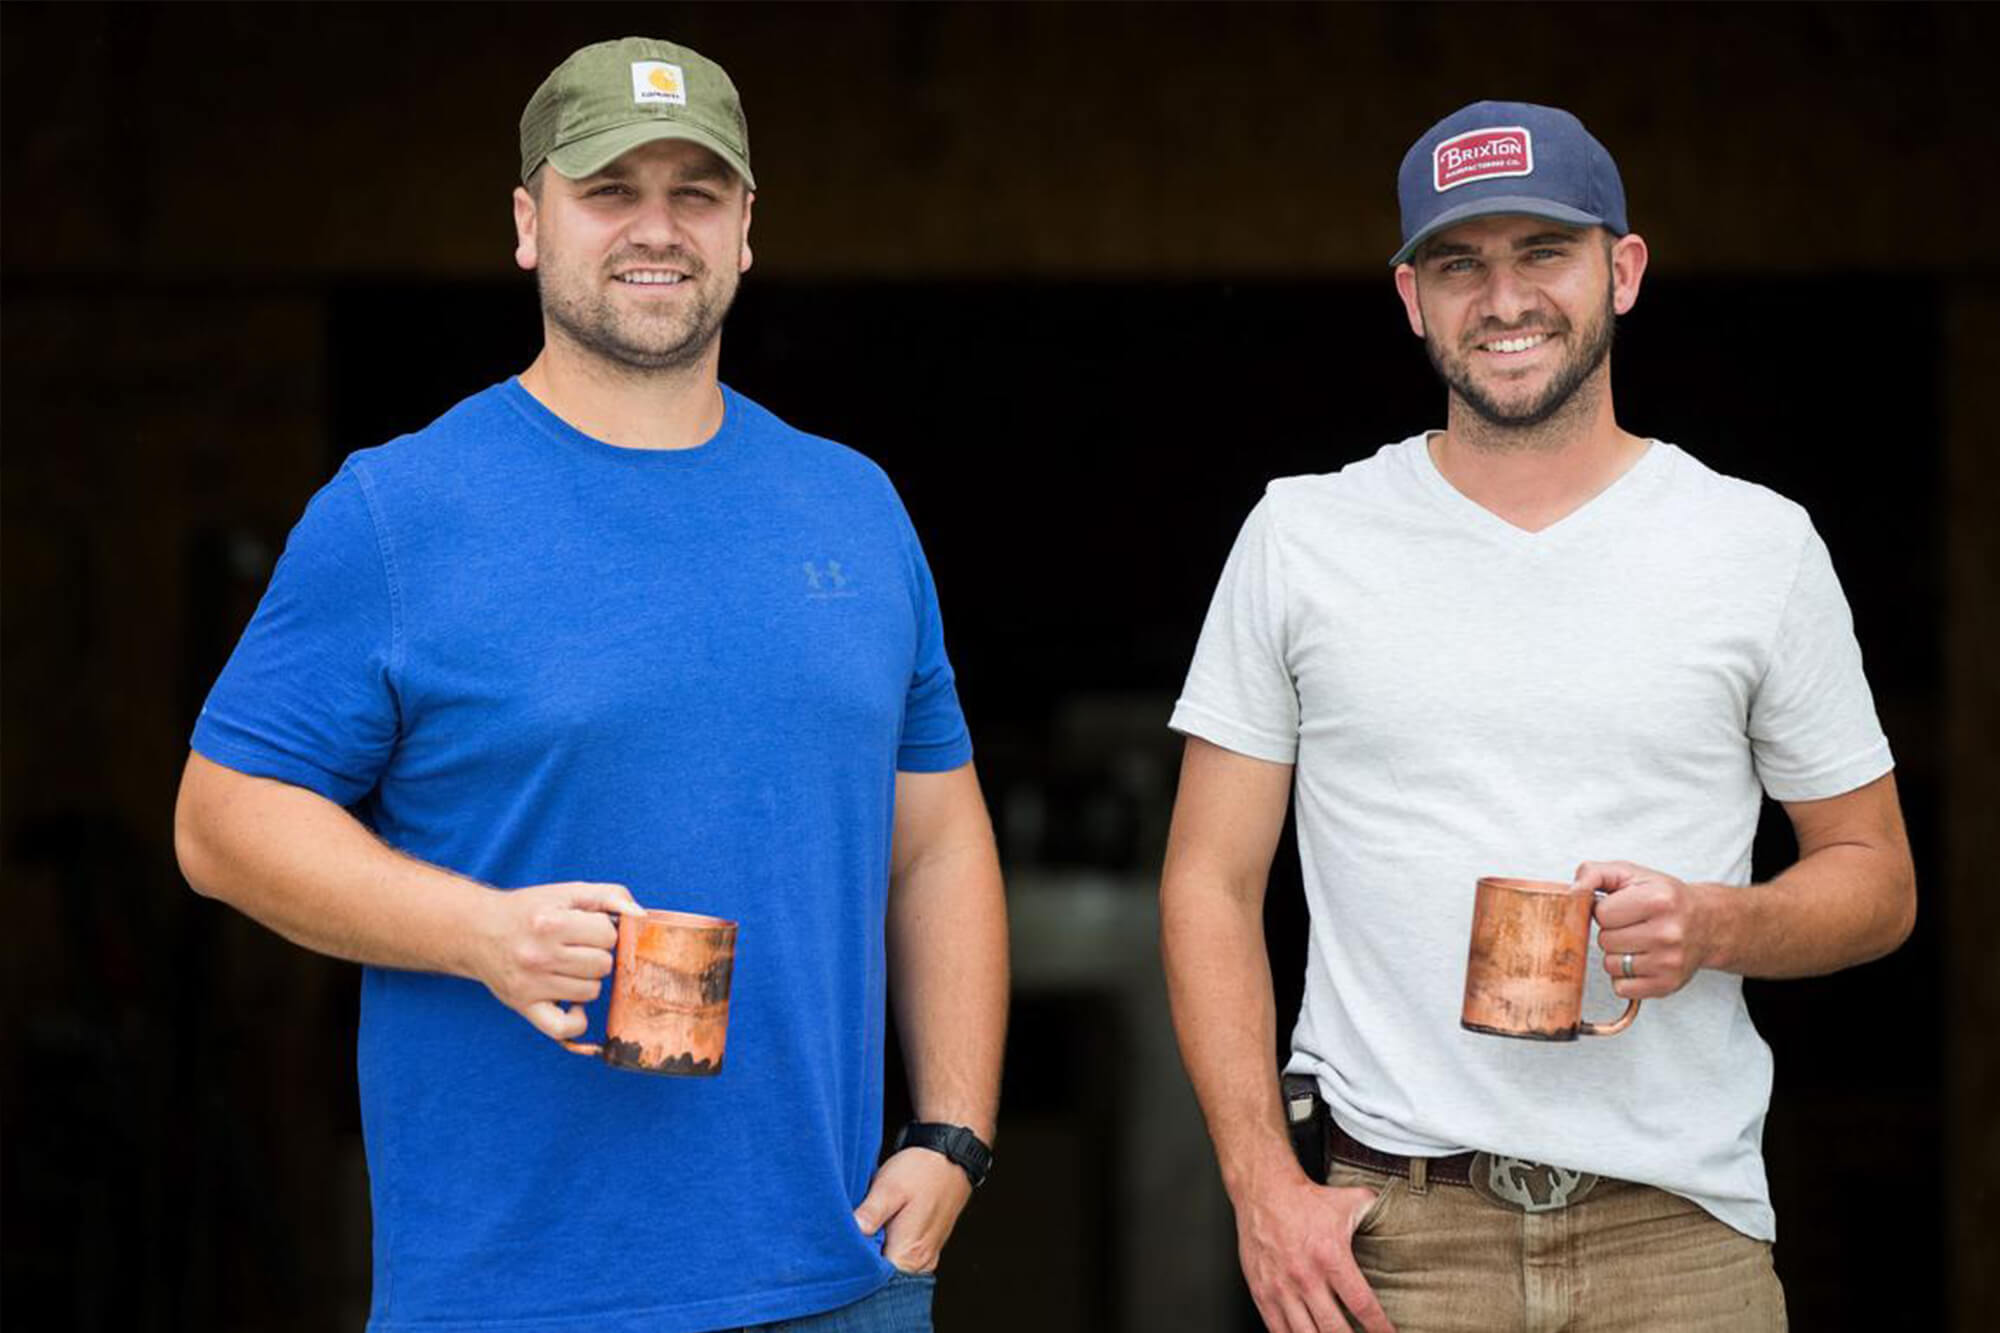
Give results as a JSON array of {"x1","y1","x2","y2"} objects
[{"x1": 193, "y1": 380, "x2": 973, "y2": 1332}]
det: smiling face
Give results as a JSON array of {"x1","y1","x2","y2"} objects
[
  {"x1": 512, "y1": 137, "x2": 754, "y2": 375},
  {"x1": 1394, "y1": 215, "x2": 1647, "y2": 431}
]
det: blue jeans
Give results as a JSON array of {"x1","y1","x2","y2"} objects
[{"x1": 739, "y1": 1271, "x2": 935, "y2": 1333}]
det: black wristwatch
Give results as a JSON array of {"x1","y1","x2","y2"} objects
[{"x1": 892, "y1": 1121, "x2": 994, "y2": 1188}]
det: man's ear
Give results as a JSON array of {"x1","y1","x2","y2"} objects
[
  {"x1": 1393, "y1": 264, "x2": 1425, "y2": 338},
  {"x1": 737, "y1": 190, "x2": 755, "y2": 275},
  {"x1": 1610, "y1": 232, "x2": 1648, "y2": 316},
  {"x1": 513, "y1": 186, "x2": 539, "y2": 272}
]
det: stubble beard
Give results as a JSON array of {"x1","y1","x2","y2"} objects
[
  {"x1": 1425, "y1": 280, "x2": 1617, "y2": 437},
  {"x1": 539, "y1": 247, "x2": 738, "y2": 376}
]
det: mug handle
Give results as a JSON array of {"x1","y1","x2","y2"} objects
[
  {"x1": 1580, "y1": 996, "x2": 1639, "y2": 1037},
  {"x1": 1582, "y1": 896, "x2": 1641, "y2": 1036},
  {"x1": 561, "y1": 1003, "x2": 604, "y2": 1057},
  {"x1": 562, "y1": 908, "x2": 636, "y2": 1057}
]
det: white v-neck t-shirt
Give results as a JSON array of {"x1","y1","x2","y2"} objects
[{"x1": 1170, "y1": 434, "x2": 1891, "y2": 1240}]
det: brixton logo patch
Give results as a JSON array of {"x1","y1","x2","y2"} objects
[
  {"x1": 631, "y1": 61, "x2": 687, "y2": 106},
  {"x1": 1433, "y1": 126, "x2": 1533, "y2": 192}
]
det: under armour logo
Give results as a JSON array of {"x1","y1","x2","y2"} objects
[{"x1": 803, "y1": 560, "x2": 856, "y2": 599}]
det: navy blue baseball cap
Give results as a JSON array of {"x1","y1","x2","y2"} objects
[{"x1": 1391, "y1": 101, "x2": 1627, "y2": 266}]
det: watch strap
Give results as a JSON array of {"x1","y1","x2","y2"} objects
[{"x1": 893, "y1": 1121, "x2": 993, "y2": 1188}]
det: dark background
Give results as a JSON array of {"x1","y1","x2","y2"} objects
[{"x1": 5, "y1": 4, "x2": 1996, "y2": 1330}]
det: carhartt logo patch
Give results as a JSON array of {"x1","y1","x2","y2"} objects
[
  {"x1": 631, "y1": 61, "x2": 687, "y2": 106},
  {"x1": 1433, "y1": 127, "x2": 1533, "y2": 192}
]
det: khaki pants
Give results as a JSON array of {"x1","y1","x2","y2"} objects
[{"x1": 1330, "y1": 1159, "x2": 1788, "y2": 1332}]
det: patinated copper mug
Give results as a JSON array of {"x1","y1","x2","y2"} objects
[
  {"x1": 564, "y1": 909, "x2": 737, "y2": 1076},
  {"x1": 1461, "y1": 877, "x2": 1639, "y2": 1041}
]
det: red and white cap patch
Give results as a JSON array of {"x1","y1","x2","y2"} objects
[{"x1": 1432, "y1": 126, "x2": 1533, "y2": 192}]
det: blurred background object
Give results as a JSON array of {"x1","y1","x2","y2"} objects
[{"x1": 4, "y1": 3, "x2": 1996, "y2": 1329}]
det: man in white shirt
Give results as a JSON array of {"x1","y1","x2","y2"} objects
[{"x1": 1161, "y1": 100, "x2": 1913, "y2": 1333}]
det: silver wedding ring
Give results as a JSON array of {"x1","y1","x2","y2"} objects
[{"x1": 1621, "y1": 952, "x2": 1636, "y2": 979}]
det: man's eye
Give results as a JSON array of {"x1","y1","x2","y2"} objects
[
  {"x1": 1440, "y1": 258, "x2": 1476, "y2": 275},
  {"x1": 674, "y1": 188, "x2": 718, "y2": 202}
]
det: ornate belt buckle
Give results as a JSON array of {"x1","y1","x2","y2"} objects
[{"x1": 1468, "y1": 1152, "x2": 1600, "y2": 1213}]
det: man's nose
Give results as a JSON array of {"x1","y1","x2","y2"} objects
[
  {"x1": 625, "y1": 193, "x2": 684, "y2": 249},
  {"x1": 1478, "y1": 264, "x2": 1541, "y2": 326}
]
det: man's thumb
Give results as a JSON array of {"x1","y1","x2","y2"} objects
[{"x1": 853, "y1": 1184, "x2": 890, "y2": 1235}]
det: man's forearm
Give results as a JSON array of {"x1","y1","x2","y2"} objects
[
  {"x1": 886, "y1": 787, "x2": 1008, "y2": 1141},
  {"x1": 1161, "y1": 868, "x2": 1304, "y2": 1200},
  {"x1": 1707, "y1": 772, "x2": 1915, "y2": 979},
  {"x1": 1704, "y1": 841, "x2": 1915, "y2": 979},
  {"x1": 853, "y1": 766, "x2": 1006, "y2": 1273},
  {"x1": 1159, "y1": 738, "x2": 1304, "y2": 1199}
]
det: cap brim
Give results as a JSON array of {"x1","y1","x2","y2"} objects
[
  {"x1": 1389, "y1": 196, "x2": 1606, "y2": 266},
  {"x1": 544, "y1": 120, "x2": 756, "y2": 191}
]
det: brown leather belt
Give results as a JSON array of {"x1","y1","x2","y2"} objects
[
  {"x1": 1328, "y1": 1122, "x2": 1607, "y2": 1212},
  {"x1": 1327, "y1": 1121, "x2": 1476, "y2": 1186}
]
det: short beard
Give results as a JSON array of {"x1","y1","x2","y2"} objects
[
  {"x1": 1426, "y1": 281, "x2": 1616, "y2": 432},
  {"x1": 538, "y1": 254, "x2": 735, "y2": 376}
]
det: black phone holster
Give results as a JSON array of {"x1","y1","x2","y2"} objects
[{"x1": 1281, "y1": 1072, "x2": 1329, "y2": 1185}]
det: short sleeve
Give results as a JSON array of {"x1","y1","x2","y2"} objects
[
  {"x1": 191, "y1": 465, "x2": 402, "y2": 805},
  {"x1": 1169, "y1": 496, "x2": 1301, "y2": 763},
  {"x1": 894, "y1": 515, "x2": 973, "y2": 773},
  {"x1": 1748, "y1": 525, "x2": 1893, "y2": 802}
]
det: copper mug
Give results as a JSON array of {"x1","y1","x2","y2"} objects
[
  {"x1": 1460, "y1": 877, "x2": 1639, "y2": 1041},
  {"x1": 563, "y1": 909, "x2": 737, "y2": 1076}
]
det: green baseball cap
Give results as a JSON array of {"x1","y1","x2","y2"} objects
[{"x1": 519, "y1": 36, "x2": 755, "y2": 189}]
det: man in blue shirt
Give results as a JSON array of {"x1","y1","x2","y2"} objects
[{"x1": 175, "y1": 36, "x2": 1007, "y2": 1333}]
